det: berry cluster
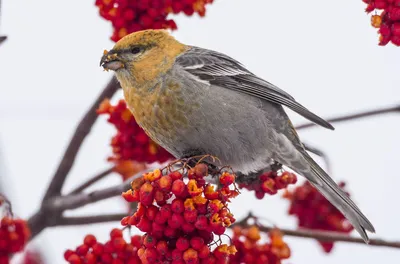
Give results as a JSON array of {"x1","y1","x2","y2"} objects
[
  {"x1": 97, "y1": 99, "x2": 173, "y2": 179},
  {"x1": 0, "y1": 217, "x2": 31, "y2": 264},
  {"x1": 240, "y1": 171, "x2": 297, "y2": 200},
  {"x1": 229, "y1": 226, "x2": 291, "y2": 264},
  {"x1": 363, "y1": 0, "x2": 400, "y2": 46},
  {"x1": 120, "y1": 162, "x2": 238, "y2": 263},
  {"x1": 284, "y1": 181, "x2": 353, "y2": 253},
  {"x1": 64, "y1": 229, "x2": 143, "y2": 263},
  {"x1": 95, "y1": 0, "x2": 214, "y2": 42}
]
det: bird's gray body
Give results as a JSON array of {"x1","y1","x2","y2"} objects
[
  {"x1": 162, "y1": 66, "x2": 290, "y2": 175},
  {"x1": 115, "y1": 46, "x2": 375, "y2": 242}
]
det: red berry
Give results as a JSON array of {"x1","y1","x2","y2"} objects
[
  {"x1": 156, "y1": 240, "x2": 168, "y2": 255},
  {"x1": 143, "y1": 234, "x2": 157, "y2": 248},
  {"x1": 183, "y1": 248, "x2": 198, "y2": 264},
  {"x1": 159, "y1": 175, "x2": 173, "y2": 191},
  {"x1": 140, "y1": 182, "x2": 155, "y2": 206},
  {"x1": 184, "y1": 210, "x2": 198, "y2": 223},
  {"x1": 176, "y1": 237, "x2": 190, "y2": 251},
  {"x1": 195, "y1": 215, "x2": 209, "y2": 230},
  {"x1": 168, "y1": 213, "x2": 185, "y2": 229},
  {"x1": 190, "y1": 237, "x2": 204, "y2": 250},
  {"x1": 172, "y1": 199, "x2": 185, "y2": 214},
  {"x1": 172, "y1": 180, "x2": 186, "y2": 197},
  {"x1": 84, "y1": 234, "x2": 97, "y2": 246}
]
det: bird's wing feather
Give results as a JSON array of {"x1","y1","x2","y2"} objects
[{"x1": 176, "y1": 46, "x2": 334, "y2": 130}]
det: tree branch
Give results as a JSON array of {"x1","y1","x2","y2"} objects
[
  {"x1": 296, "y1": 104, "x2": 400, "y2": 130},
  {"x1": 46, "y1": 169, "x2": 149, "y2": 212},
  {"x1": 235, "y1": 213, "x2": 400, "y2": 249},
  {"x1": 0, "y1": 0, "x2": 6, "y2": 46},
  {"x1": 69, "y1": 167, "x2": 114, "y2": 195},
  {"x1": 43, "y1": 77, "x2": 120, "y2": 200},
  {"x1": 55, "y1": 213, "x2": 126, "y2": 226},
  {"x1": 0, "y1": 36, "x2": 6, "y2": 46}
]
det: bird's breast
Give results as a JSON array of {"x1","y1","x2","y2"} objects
[{"x1": 123, "y1": 79, "x2": 196, "y2": 146}]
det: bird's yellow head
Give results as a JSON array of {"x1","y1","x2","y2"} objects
[{"x1": 100, "y1": 30, "x2": 187, "y2": 87}]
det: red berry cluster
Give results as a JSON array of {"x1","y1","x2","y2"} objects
[
  {"x1": 240, "y1": 171, "x2": 297, "y2": 200},
  {"x1": 64, "y1": 229, "x2": 143, "y2": 263},
  {"x1": 120, "y1": 163, "x2": 238, "y2": 263},
  {"x1": 284, "y1": 181, "x2": 353, "y2": 253},
  {"x1": 97, "y1": 99, "x2": 173, "y2": 179},
  {"x1": 0, "y1": 217, "x2": 31, "y2": 264},
  {"x1": 363, "y1": 0, "x2": 400, "y2": 46},
  {"x1": 95, "y1": 0, "x2": 214, "y2": 42},
  {"x1": 229, "y1": 226, "x2": 291, "y2": 264}
]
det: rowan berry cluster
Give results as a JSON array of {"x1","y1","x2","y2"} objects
[
  {"x1": 120, "y1": 162, "x2": 238, "y2": 263},
  {"x1": 284, "y1": 181, "x2": 353, "y2": 253},
  {"x1": 240, "y1": 171, "x2": 297, "y2": 200},
  {"x1": 229, "y1": 226, "x2": 290, "y2": 264},
  {"x1": 0, "y1": 217, "x2": 31, "y2": 264},
  {"x1": 363, "y1": 0, "x2": 400, "y2": 45},
  {"x1": 97, "y1": 99, "x2": 173, "y2": 179},
  {"x1": 95, "y1": 0, "x2": 214, "y2": 42},
  {"x1": 64, "y1": 229, "x2": 142, "y2": 263}
]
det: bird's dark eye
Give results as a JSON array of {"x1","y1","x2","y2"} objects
[{"x1": 131, "y1": 46, "x2": 142, "y2": 54}]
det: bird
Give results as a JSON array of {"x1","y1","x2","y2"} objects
[{"x1": 100, "y1": 29, "x2": 375, "y2": 242}]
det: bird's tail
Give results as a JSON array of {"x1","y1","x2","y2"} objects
[{"x1": 300, "y1": 152, "x2": 375, "y2": 242}]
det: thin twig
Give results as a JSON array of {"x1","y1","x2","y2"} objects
[
  {"x1": 46, "y1": 169, "x2": 148, "y2": 212},
  {"x1": 55, "y1": 213, "x2": 126, "y2": 226},
  {"x1": 0, "y1": 0, "x2": 6, "y2": 46},
  {"x1": 0, "y1": 36, "x2": 6, "y2": 45},
  {"x1": 296, "y1": 104, "x2": 400, "y2": 130},
  {"x1": 235, "y1": 213, "x2": 400, "y2": 249},
  {"x1": 69, "y1": 167, "x2": 114, "y2": 194},
  {"x1": 43, "y1": 77, "x2": 120, "y2": 200}
]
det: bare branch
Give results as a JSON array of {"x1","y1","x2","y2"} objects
[
  {"x1": 46, "y1": 169, "x2": 148, "y2": 212},
  {"x1": 235, "y1": 213, "x2": 400, "y2": 249},
  {"x1": 69, "y1": 167, "x2": 114, "y2": 195},
  {"x1": 0, "y1": 36, "x2": 6, "y2": 45},
  {"x1": 0, "y1": 0, "x2": 6, "y2": 46},
  {"x1": 296, "y1": 104, "x2": 400, "y2": 130},
  {"x1": 56, "y1": 213, "x2": 126, "y2": 226},
  {"x1": 43, "y1": 77, "x2": 120, "y2": 200}
]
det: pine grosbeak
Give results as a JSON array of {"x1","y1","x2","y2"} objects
[{"x1": 100, "y1": 29, "x2": 374, "y2": 242}]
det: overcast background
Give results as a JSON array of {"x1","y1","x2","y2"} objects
[{"x1": 1, "y1": 0, "x2": 400, "y2": 263}]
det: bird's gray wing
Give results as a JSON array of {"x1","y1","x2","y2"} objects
[{"x1": 175, "y1": 46, "x2": 334, "y2": 130}]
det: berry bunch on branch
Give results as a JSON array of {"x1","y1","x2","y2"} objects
[
  {"x1": 95, "y1": 0, "x2": 214, "y2": 41},
  {"x1": 0, "y1": 196, "x2": 31, "y2": 264},
  {"x1": 364, "y1": 0, "x2": 400, "y2": 45}
]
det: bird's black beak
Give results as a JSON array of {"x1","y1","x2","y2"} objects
[{"x1": 100, "y1": 50, "x2": 125, "y2": 71}]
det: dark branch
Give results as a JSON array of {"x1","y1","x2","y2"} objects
[
  {"x1": 69, "y1": 167, "x2": 114, "y2": 194},
  {"x1": 56, "y1": 213, "x2": 126, "y2": 226},
  {"x1": 43, "y1": 77, "x2": 120, "y2": 200},
  {"x1": 0, "y1": 0, "x2": 6, "y2": 46},
  {"x1": 296, "y1": 104, "x2": 400, "y2": 130},
  {"x1": 46, "y1": 169, "x2": 147, "y2": 212},
  {"x1": 0, "y1": 36, "x2": 6, "y2": 46},
  {"x1": 235, "y1": 213, "x2": 400, "y2": 249}
]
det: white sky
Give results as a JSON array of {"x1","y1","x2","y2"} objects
[{"x1": 1, "y1": 0, "x2": 400, "y2": 263}]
